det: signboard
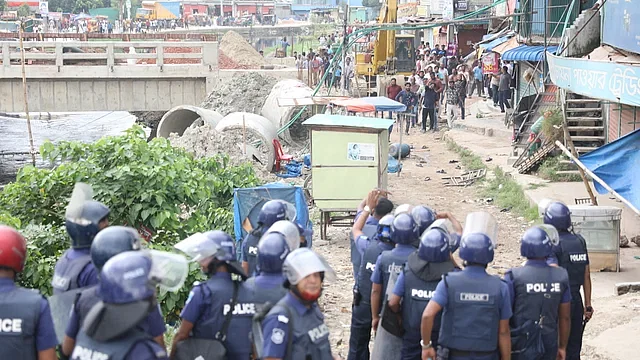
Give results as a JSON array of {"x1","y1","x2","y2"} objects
[
  {"x1": 547, "y1": 52, "x2": 640, "y2": 107},
  {"x1": 602, "y1": 0, "x2": 640, "y2": 53},
  {"x1": 398, "y1": 3, "x2": 418, "y2": 19},
  {"x1": 39, "y1": 1, "x2": 49, "y2": 14},
  {"x1": 454, "y1": 0, "x2": 468, "y2": 11},
  {"x1": 482, "y1": 52, "x2": 500, "y2": 75},
  {"x1": 347, "y1": 143, "x2": 375, "y2": 161}
]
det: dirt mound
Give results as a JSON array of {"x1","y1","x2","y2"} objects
[
  {"x1": 219, "y1": 30, "x2": 266, "y2": 68},
  {"x1": 201, "y1": 72, "x2": 277, "y2": 116}
]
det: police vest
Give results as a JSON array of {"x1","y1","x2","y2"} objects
[
  {"x1": 439, "y1": 270, "x2": 503, "y2": 352},
  {"x1": 72, "y1": 329, "x2": 164, "y2": 360},
  {"x1": 269, "y1": 299, "x2": 333, "y2": 360},
  {"x1": 51, "y1": 252, "x2": 92, "y2": 294},
  {"x1": 401, "y1": 268, "x2": 443, "y2": 340},
  {"x1": 244, "y1": 232, "x2": 261, "y2": 277},
  {"x1": 350, "y1": 224, "x2": 378, "y2": 278},
  {"x1": 555, "y1": 232, "x2": 588, "y2": 293},
  {"x1": 73, "y1": 286, "x2": 100, "y2": 331},
  {"x1": 378, "y1": 250, "x2": 410, "y2": 298},
  {"x1": 0, "y1": 287, "x2": 41, "y2": 360},
  {"x1": 357, "y1": 240, "x2": 391, "y2": 304},
  {"x1": 510, "y1": 265, "x2": 569, "y2": 336},
  {"x1": 244, "y1": 277, "x2": 287, "y2": 307},
  {"x1": 190, "y1": 277, "x2": 254, "y2": 358}
]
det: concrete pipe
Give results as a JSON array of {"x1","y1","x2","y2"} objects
[
  {"x1": 261, "y1": 79, "x2": 313, "y2": 143},
  {"x1": 215, "y1": 112, "x2": 278, "y2": 171},
  {"x1": 157, "y1": 105, "x2": 223, "y2": 138}
]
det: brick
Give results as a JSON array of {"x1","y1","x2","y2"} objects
[{"x1": 614, "y1": 282, "x2": 640, "y2": 295}]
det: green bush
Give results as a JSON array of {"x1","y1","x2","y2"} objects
[
  {"x1": 483, "y1": 167, "x2": 539, "y2": 221},
  {"x1": 0, "y1": 126, "x2": 261, "y2": 322}
]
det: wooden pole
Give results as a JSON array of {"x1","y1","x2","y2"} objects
[
  {"x1": 397, "y1": 115, "x2": 403, "y2": 177},
  {"x1": 242, "y1": 112, "x2": 248, "y2": 156},
  {"x1": 555, "y1": 141, "x2": 640, "y2": 216},
  {"x1": 19, "y1": 23, "x2": 37, "y2": 167}
]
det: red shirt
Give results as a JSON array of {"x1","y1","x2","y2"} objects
[{"x1": 387, "y1": 84, "x2": 402, "y2": 100}]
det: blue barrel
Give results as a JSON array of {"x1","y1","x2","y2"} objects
[{"x1": 389, "y1": 143, "x2": 410, "y2": 159}]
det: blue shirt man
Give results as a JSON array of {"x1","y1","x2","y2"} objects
[
  {"x1": 370, "y1": 245, "x2": 416, "y2": 286},
  {"x1": 473, "y1": 65, "x2": 483, "y2": 81}
]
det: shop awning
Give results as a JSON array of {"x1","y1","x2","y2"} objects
[
  {"x1": 331, "y1": 97, "x2": 407, "y2": 113},
  {"x1": 479, "y1": 36, "x2": 512, "y2": 52},
  {"x1": 501, "y1": 45, "x2": 558, "y2": 62},
  {"x1": 491, "y1": 37, "x2": 521, "y2": 55}
]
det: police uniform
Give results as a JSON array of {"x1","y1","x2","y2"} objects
[
  {"x1": 180, "y1": 272, "x2": 254, "y2": 359},
  {"x1": 0, "y1": 278, "x2": 58, "y2": 360},
  {"x1": 65, "y1": 285, "x2": 166, "y2": 341},
  {"x1": 242, "y1": 231, "x2": 262, "y2": 277},
  {"x1": 505, "y1": 259, "x2": 571, "y2": 359},
  {"x1": 262, "y1": 292, "x2": 333, "y2": 360},
  {"x1": 370, "y1": 244, "x2": 415, "y2": 305},
  {"x1": 552, "y1": 231, "x2": 589, "y2": 359},
  {"x1": 72, "y1": 329, "x2": 167, "y2": 360},
  {"x1": 350, "y1": 211, "x2": 379, "y2": 278},
  {"x1": 244, "y1": 273, "x2": 288, "y2": 306},
  {"x1": 51, "y1": 248, "x2": 98, "y2": 294},
  {"x1": 393, "y1": 254, "x2": 455, "y2": 360},
  {"x1": 348, "y1": 237, "x2": 394, "y2": 360},
  {"x1": 432, "y1": 266, "x2": 512, "y2": 360}
]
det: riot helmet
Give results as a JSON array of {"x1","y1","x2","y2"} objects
[
  {"x1": 295, "y1": 222, "x2": 313, "y2": 248},
  {"x1": 412, "y1": 205, "x2": 437, "y2": 235},
  {"x1": 65, "y1": 183, "x2": 110, "y2": 249},
  {"x1": 394, "y1": 203, "x2": 413, "y2": 216},
  {"x1": 521, "y1": 225, "x2": 560, "y2": 259},
  {"x1": 543, "y1": 200, "x2": 572, "y2": 231},
  {"x1": 390, "y1": 213, "x2": 420, "y2": 245},
  {"x1": 175, "y1": 230, "x2": 247, "y2": 278},
  {"x1": 418, "y1": 228, "x2": 451, "y2": 263},
  {"x1": 0, "y1": 225, "x2": 27, "y2": 273},
  {"x1": 283, "y1": 248, "x2": 335, "y2": 303},
  {"x1": 265, "y1": 220, "x2": 300, "y2": 251},
  {"x1": 258, "y1": 200, "x2": 297, "y2": 228},
  {"x1": 257, "y1": 232, "x2": 290, "y2": 274},
  {"x1": 428, "y1": 219, "x2": 460, "y2": 253},
  {"x1": 459, "y1": 212, "x2": 498, "y2": 265},
  {"x1": 90, "y1": 226, "x2": 142, "y2": 272},
  {"x1": 377, "y1": 214, "x2": 394, "y2": 243}
]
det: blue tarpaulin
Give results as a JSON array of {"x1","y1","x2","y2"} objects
[
  {"x1": 479, "y1": 35, "x2": 511, "y2": 51},
  {"x1": 501, "y1": 45, "x2": 558, "y2": 62},
  {"x1": 232, "y1": 182, "x2": 312, "y2": 251},
  {"x1": 578, "y1": 129, "x2": 640, "y2": 212}
]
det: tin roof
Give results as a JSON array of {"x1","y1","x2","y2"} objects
[{"x1": 302, "y1": 114, "x2": 395, "y2": 130}]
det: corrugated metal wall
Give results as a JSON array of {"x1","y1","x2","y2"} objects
[
  {"x1": 517, "y1": 62, "x2": 542, "y2": 101},
  {"x1": 608, "y1": 104, "x2": 639, "y2": 142}
]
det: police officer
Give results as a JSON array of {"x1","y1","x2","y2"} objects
[
  {"x1": 505, "y1": 225, "x2": 571, "y2": 360},
  {"x1": 261, "y1": 248, "x2": 337, "y2": 360},
  {"x1": 389, "y1": 228, "x2": 456, "y2": 360},
  {"x1": 244, "y1": 232, "x2": 290, "y2": 306},
  {"x1": 266, "y1": 220, "x2": 302, "y2": 254},
  {"x1": 296, "y1": 222, "x2": 313, "y2": 248},
  {"x1": 71, "y1": 250, "x2": 186, "y2": 360},
  {"x1": 351, "y1": 189, "x2": 394, "y2": 277},
  {"x1": 243, "y1": 200, "x2": 296, "y2": 276},
  {"x1": 420, "y1": 212, "x2": 512, "y2": 360},
  {"x1": 411, "y1": 206, "x2": 436, "y2": 236},
  {"x1": 52, "y1": 196, "x2": 110, "y2": 294},
  {"x1": 543, "y1": 201, "x2": 593, "y2": 360},
  {"x1": 0, "y1": 226, "x2": 58, "y2": 360},
  {"x1": 173, "y1": 230, "x2": 254, "y2": 360},
  {"x1": 61, "y1": 226, "x2": 166, "y2": 357},
  {"x1": 371, "y1": 213, "x2": 420, "y2": 331},
  {"x1": 348, "y1": 214, "x2": 394, "y2": 360}
]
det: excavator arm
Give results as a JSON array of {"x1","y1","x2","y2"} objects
[{"x1": 373, "y1": 0, "x2": 398, "y2": 74}]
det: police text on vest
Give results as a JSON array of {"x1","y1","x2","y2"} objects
[
  {"x1": 459, "y1": 293, "x2": 489, "y2": 302},
  {"x1": 411, "y1": 289, "x2": 435, "y2": 299},
  {"x1": 0, "y1": 319, "x2": 21, "y2": 333},
  {"x1": 387, "y1": 264, "x2": 402, "y2": 274},
  {"x1": 71, "y1": 346, "x2": 109, "y2": 360},
  {"x1": 526, "y1": 283, "x2": 561, "y2": 293},
  {"x1": 223, "y1": 303, "x2": 256, "y2": 316},
  {"x1": 365, "y1": 262, "x2": 376, "y2": 272},
  {"x1": 569, "y1": 254, "x2": 587, "y2": 262},
  {"x1": 308, "y1": 324, "x2": 329, "y2": 342},
  {"x1": 248, "y1": 246, "x2": 258, "y2": 255}
]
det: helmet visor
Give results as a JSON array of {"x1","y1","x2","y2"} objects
[
  {"x1": 174, "y1": 233, "x2": 222, "y2": 263},
  {"x1": 394, "y1": 204, "x2": 412, "y2": 216},
  {"x1": 428, "y1": 219, "x2": 455, "y2": 236},
  {"x1": 265, "y1": 221, "x2": 300, "y2": 251},
  {"x1": 285, "y1": 249, "x2": 336, "y2": 285},
  {"x1": 538, "y1": 198, "x2": 559, "y2": 217},
  {"x1": 279, "y1": 200, "x2": 297, "y2": 222},
  {"x1": 148, "y1": 250, "x2": 188, "y2": 292},
  {"x1": 65, "y1": 182, "x2": 94, "y2": 224},
  {"x1": 536, "y1": 224, "x2": 560, "y2": 246},
  {"x1": 462, "y1": 212, "x2": 498, "y2": 246}
]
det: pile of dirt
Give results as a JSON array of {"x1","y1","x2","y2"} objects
[
  {"x1": 201, "y1": 72, "x2": 277, "y2": 116},
  {"x1": 219, "y1": 30, "x2": 267, "y2": 68}
]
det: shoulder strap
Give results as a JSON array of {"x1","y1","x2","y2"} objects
[
  {"x1": 279, "y1": 304, "x2": 295, "y2": 360},
  {"x1": 216, "y1": 280, "x2": 239, "y2": 341}
]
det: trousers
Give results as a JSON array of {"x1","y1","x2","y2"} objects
[
  {"x1": 348, "y1": 301, "x2": 373, "y2": 360},
  {"x1": 567, "y1": 292, "x2": 584, "y2": 360}
]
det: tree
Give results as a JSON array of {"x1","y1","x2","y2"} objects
[
  {"x1": 17, "y1": 3, "x2": 30, "y2": 18},
  {"x1": 0, "y1": 0, "x2": 7, "y2": 12},
  {"x1": 362, "y1": 0, "x2": 381, "y2": 8}
]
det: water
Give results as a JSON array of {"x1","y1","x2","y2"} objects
[{"x1": 0, "y1": 111, "x2": 138, "y2": 184}]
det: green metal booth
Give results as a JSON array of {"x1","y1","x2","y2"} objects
[{"x1": 302, "y1": 114, "x2": 394, "y2": 239}]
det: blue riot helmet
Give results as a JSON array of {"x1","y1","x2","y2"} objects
[
  {"x1": 295, "y1": 222, "x2": 313, "y2": 248},
  {"x1": 265, "y1": 220, "x2": 300, "y2": 252},
  {"x1": 521, "y1": 224, "x2": 560, "y2": 259},
  {"x1": 175, "y1": 230, "x2": 247, "y2": 278},
  {"x1": 65, "y1": 182, "x2": 110, "y2": 249},
  {"x1": 90, "y1": 226, "x2": 142, "y2": 272},
  {"x1": 377, "y1": 214, "x2": 395, "y2": 243},
  {"x1": 390, "y1": 213, "x2": 420, "y2": 245},
  {"x1": 428, "y1": 218, "x2": 460, "y2": 253},
  {"x1": 257, "y1": 232, "x2": 290, "y2": 274},
  {"x1": 459, "y1": 212, "x2": 498, "y2": 265},
  {"x1": 85, "y1": 250, "x2": 187, "y2": 342},
  {"x1": 412, "y1": 206, "x2": 437, "y2": 235},
  {"x1": 258, "y1": 200, "x2": 297, "y2": 228},
  {"x1": 542, "y1": 200, "x2": 572, "y2": 231},
  {"x1": 418, "y1": 228, "x2": 451, "y2": 263}
]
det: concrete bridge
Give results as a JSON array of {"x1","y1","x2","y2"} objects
[{"x1": 0, "y1": 41, "x2": 220, "y2": 112}]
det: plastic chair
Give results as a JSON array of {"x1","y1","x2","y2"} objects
[{"x1": 273, "y1": 139, "x2": 294, "y2": 172}]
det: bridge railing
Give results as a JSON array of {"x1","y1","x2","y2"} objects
[{"x1": 0, "y1": 41, "x2": 218, "y2": 69}]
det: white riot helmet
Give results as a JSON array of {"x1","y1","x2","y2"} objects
[
  {"x1": 265, "y1": 220, "x2": 300, "y2": 251},
  {"x1": 394, "y1": 203, "x2": 413, "y2": 216},
  {"x1": 283, "y1": 248, "x2": 336, "y2": 285}
]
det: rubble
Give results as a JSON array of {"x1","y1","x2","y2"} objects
[
  {"x1": 219, "y1": 30, "x2": 267, "y2": 69},
  {"x1": 201, "y1": 72, "x2": 277, "y2": 116}
]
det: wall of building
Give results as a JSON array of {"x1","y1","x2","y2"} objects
[
  {"x1": 608, "y1": 103, "x2": 639, "y2": 142},
  {"x1": 562, "y1": 9, "x2": 600, "y2": 57}
]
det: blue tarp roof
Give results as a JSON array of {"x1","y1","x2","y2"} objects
[
  {"x1": 579, "y1": 128, "x2": 640, "y2": 213},
  {"x1": 501, "y1": 45, "x2": 558, "y2": 62},
  {"x1": 479, "y1": 35, "x2": 511, "y2": 51},
  {"x1": 360, "y1": 96, "x2": 408, "y2": 112}
]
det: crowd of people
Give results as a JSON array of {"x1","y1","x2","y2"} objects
[{"x1": 0, "y1": 181, "x2": 594, "y2": 360}]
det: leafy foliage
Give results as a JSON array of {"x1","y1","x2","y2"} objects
[
  {"x1": 17, "y1": 3, "x2": 30, "y2": 17},
  {"x1": 48, "y1": 0, "x2": 104, "y2": 13},
  {"x1": 1, "y1": 126, "x2": 260, "y2": 321},
  {"x1": 540, "y1": 109, "x2": 564, "y2": 143}
]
